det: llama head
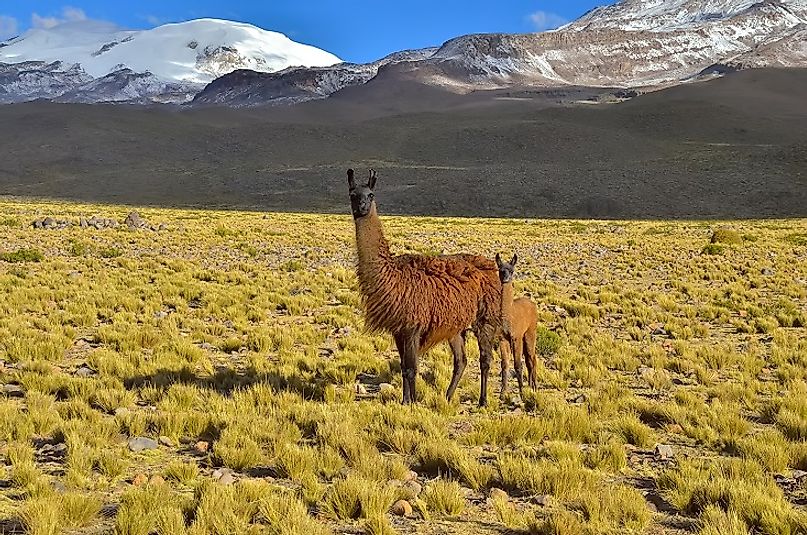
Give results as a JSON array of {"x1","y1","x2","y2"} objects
[
  {"x1": 495, "y1": 253, "x2": 518, "y2": 284},
  {"x1": 347, "y1": 168, "x2": 378, "y2": 219}
]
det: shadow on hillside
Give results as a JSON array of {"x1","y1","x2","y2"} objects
[{"x1": 1, "y1": 68, "x2": 807, "y2": 220}]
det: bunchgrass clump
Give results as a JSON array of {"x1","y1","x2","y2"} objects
[
  {"x1": 422, "y1": 479, "x2": 465, "y2": 517},
  {"x1": 1, "y1": 248, "x2": 43, "y2": 262}
]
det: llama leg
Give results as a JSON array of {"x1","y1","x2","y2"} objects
[
  {"x1": 476, "y1": 324, "x2": 496, "y2": 407},
  {"x1": 524, "y1": 329, "x2": 538, "y2": 390},
  {"x1": 499, "y1": 339, "x2": 511, "y2": 398},
  {"x1": 513, "y1": 336, "x2": 525, "y2": 399},
  {"x1": 446, "y1": 332, "x2": 467, "y2": 402},
  {"x1": 394, "y1": 334, "x2": 411, "y2": 404},
  {"x1": 403, "y1": 332, "x2": 420, "y2": 404}
]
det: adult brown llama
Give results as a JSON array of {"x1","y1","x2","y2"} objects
[
  {"x1": 347, "y1": 168, "x2": 502, "y2": 405},
  {"x1": 495, "y1": 253, "x2": 539, "y2": 397}
]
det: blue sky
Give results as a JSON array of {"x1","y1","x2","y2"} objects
[{"x1": 0, "y1": 1, "x2": 610, "y2": 62}]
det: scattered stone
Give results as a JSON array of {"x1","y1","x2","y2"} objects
[
  {"x1": 403, "y1": 480, "x2": 422, "y2": 497},
  {"x1": 649, "y1": 322, "x2": 667, "y2": 336},
  {"x1": 654, "y1": 443, "x2": 674, "y2": 460},
  {"x1": 532, "y1": 495, "x2": 552, "y2": 507},
  {"x1": 154, "y1": 311, "x2": 169, "y2": 320},
  {"x1": 379, "y1": 383, "x2": 395, "y2": 394},
  {"x1": 194, "y1": 440, "x2": 210, "y2": 453},
  {"x1": 149, "y1": 475, "x2": 165, "y2": 485},
  {"x1": 793, "y1": 470, "x2": 807, "y2": 480},
  {"x1": 75, "y1": 365, "x2": 96, "y2": 378},
  {"x1": 125, "y1": 211, "x2": 149, "y2": 230},
  {"x1": 52, "y1": 481, "x2": 67, "y2": 493},
  {"x1": 79, "y1": 217, "x2": 88, "y2": 228},
  {"x1": 158, "y1": 436, "x2": 174, "y2": 447},
  {"x1": 2, "y1": 384, "x2": 24, "y2": 397},
  {"x1": 86, "y1": 216, "x2": 117, "y2": 229},
  {"x1": 212, "y1": 468, "x2": 236, "y2": 485},
  {"x1": 114, "y1": 407, "x2": 131, "y2": 417},
  {"x1": 132, "y1": 473, "x2": 148, "y2": 486},
  {"x1": 31, "y1": 217, "x2": 72, "y2": 230},
  {"x1": 391, "y1": 499, "x2": 413, "y2": 517},
  {"x1": 762, "y1": 268, "x2": 775, "y2": 276},
  {"x1": 211, "y1": 468, "x2": 231, "y2": 480},
  {"x1": 405, "y1": 470, "x2": 418, "y2": 482},
  {"x1": 128, "y1": 437, "x2": 158, "y2": 452},
  {"x1": 637, "y1": 366, "x2": 654, "y2": 379},
  {"x1": 355, "y1": 383, "x2": 368, "y2": 395},
  {"x1": 489, "y1": 488, "x2": 509, "y2": 501}
]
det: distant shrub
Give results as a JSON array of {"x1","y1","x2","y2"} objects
[
  {"x1": 1, "y1": 248, "x2": 43, "y2": 263},
  {"x1": 214, "y1": 225, "x2": 239, "y2": 238},
  {"x1": 68, "y1": 238, "x2": 89, "y2": 257},
  {"x1": 0, "y1": 217, "x2": 20, "y2": 227},
  {"x1": 98, "y1": 247, "x2": 122, "y2": 259},
  {"x1": 784, "y1": 233, "x2": 807, "y2": 247},
  {"x1": 281, "y1": 259, "x2": 305, "y2": 272},
  {"x1": 536, "y1": 327, "x2": 562, "y2": 356},
  {"x1": 237, "y1": 243, "x2": 258, "y2": 257},
  {"x1": 710, "y1": 228, "x2": 742, "y2": 245},
  {"x1": 702, "y1": 244, "x2": 724, "y2": 256}
]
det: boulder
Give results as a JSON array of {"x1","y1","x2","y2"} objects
[
  {"x1": 654, "y1": 443, "x2": 674, "y2": 460},
  {"x1": 128, "y1": 437, "x2": 159, "y2": 452},
  {"x1": 391, "y1": 499, "x2": 413, "y2": 516}
]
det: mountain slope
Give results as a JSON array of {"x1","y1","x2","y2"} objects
[
  {"x1": 192, "y1": 48, "x2": 437, "y2": 107},
  {"x1": 0, "y1": 18, "x2": 341, "y2": 103},
  {"x1": 0, "y1": 68, "x2": 804, "y2": 218},
  {"x1": 195, "y1": 0, "x2": 807, "y2": 107}
]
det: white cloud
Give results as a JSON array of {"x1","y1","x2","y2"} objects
[
  {"x1": 0, "y1": 14, "x2": 18, "y2": 40},
  {"x1": 62, "y1": 7, "x2": 88, "y2": 22},
  {"x1": 529, "y1": 11, "x2": 567, "y2": 31},
  {"x1": 31, "y1": 13, "x2": 60, "y2": 29},
  {"x1": 32, "y1": 6, "x2": 88, "y2": 29}
]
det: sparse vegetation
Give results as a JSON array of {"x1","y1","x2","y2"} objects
[
  {"x1": 0, "y1": 247, "x2": 43, "y2": 262},
  {"x1": 0, "y1": 200, "x2": 805, "y2": 534},
  {"x1": 711, "y1": 228, "x2": 743, "y2": 245}
]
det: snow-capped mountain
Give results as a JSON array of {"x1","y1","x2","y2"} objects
[
  {"x1": 2, "y1": 1, "x2": 806, "y2": 106},
  {"x1": 392, "y1": 0, "x2": 807, "y2": 90},
  {"x1": 0, "y1": 18, "x2": 341, "y2": 103},
  {"x1": 192, "y1": 0, "x2": 807, "y2": 107},
  {"x1": 563, "y1": 0, "x2": 806, "y2": 32}
]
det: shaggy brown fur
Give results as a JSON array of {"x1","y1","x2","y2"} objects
[
  {"x1": 349, "y1": 169, "x2": 501, "y2": 405},
  {"x1": 496, "y1": 254, "x2": 538, "y2": 396}
]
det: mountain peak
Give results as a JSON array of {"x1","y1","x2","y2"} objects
[
  {"x1": 565, "y1": 0, "x2": 806, "y2": 32},
  {"x1": 0, "y1": 17, "x2": 341, "y2": 84}
]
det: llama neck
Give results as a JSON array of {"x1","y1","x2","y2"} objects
[
  {"x1": 501, "y1": 281, "x2": 514, "y2": 332},
  {"x1": 355, "y1": 203, "x2": 392, "y2": 281}
]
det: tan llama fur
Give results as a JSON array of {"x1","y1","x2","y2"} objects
[
  {"x1": 496, "y1": 254, "x2": 538, "y2": 396},
  {"x1": 349, "y1": 169, "x2": 502, "y2": 405}
]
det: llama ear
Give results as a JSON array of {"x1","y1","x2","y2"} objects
[
  {"x1": 347, "y1": 169, "x2": 356, "y2": 190},
  {"x1": 368, "y1": 169, "x2": 378, "y2": 190},
  {"x1": 511, "y1": 254, "x2": 518, "y2": 266},
  {"x1": 495, "y1": 253, "x2": 502, "y2": 267}
]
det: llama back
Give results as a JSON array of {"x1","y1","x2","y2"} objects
[
  {"x1": 360, "y1": 254, "x2": 488, "y2": 348},
  {"x1": 452, "y1": 254, "x2": 503, "y2": 333}
]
